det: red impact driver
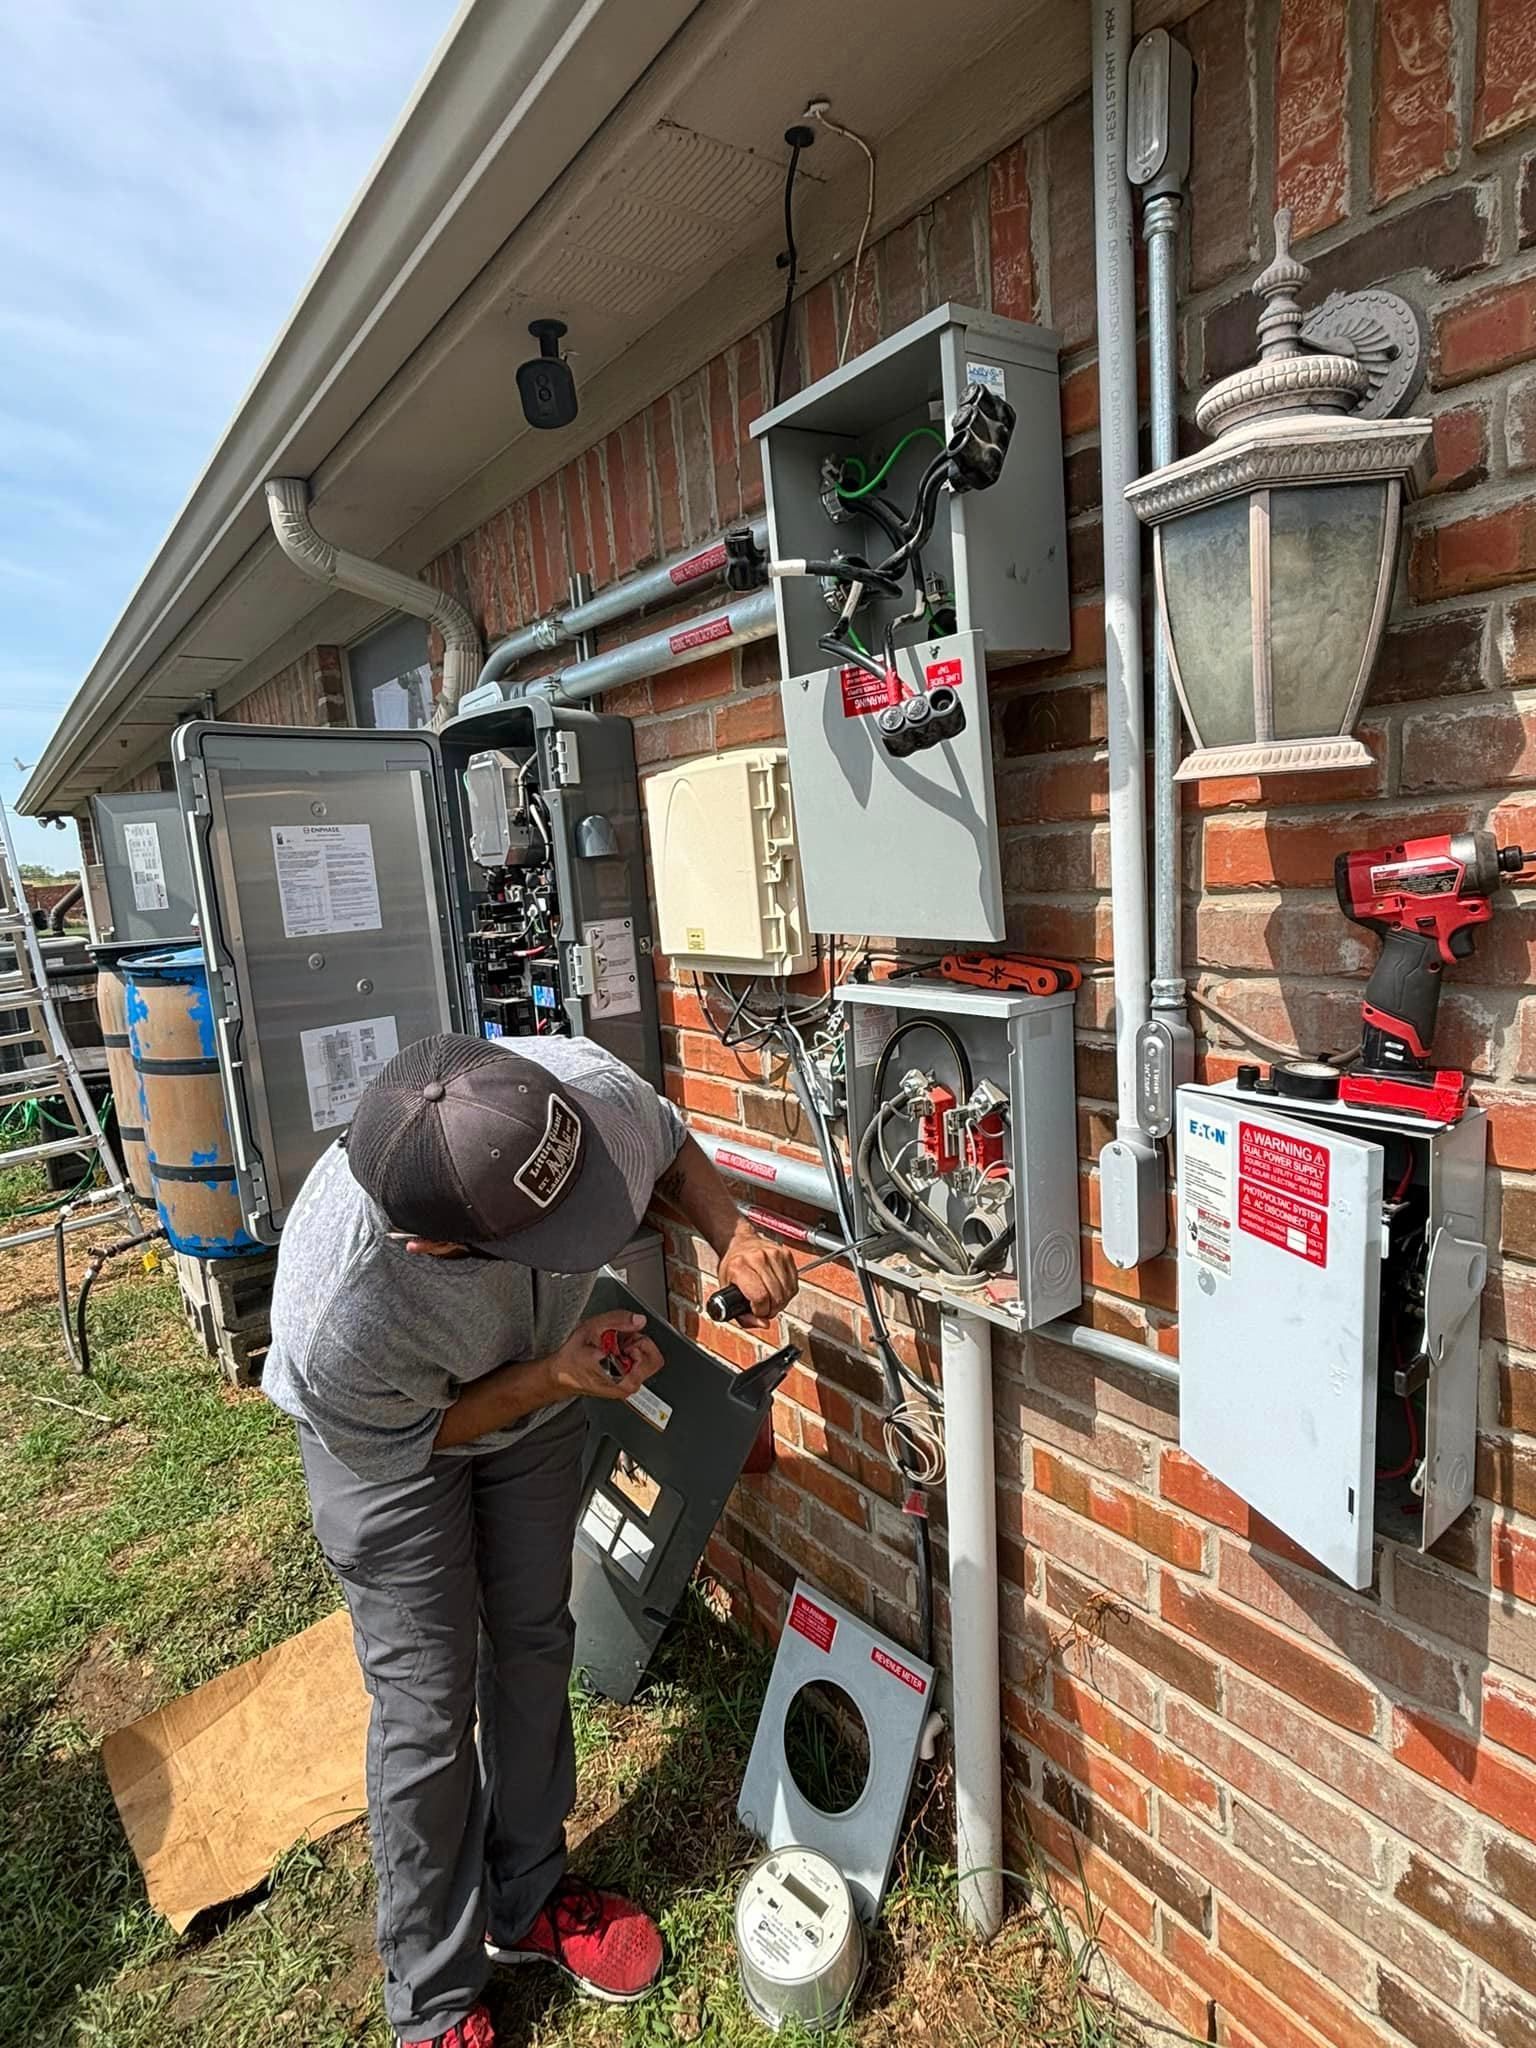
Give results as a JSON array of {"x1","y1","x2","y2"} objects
[{"x1": 1335, "y1": 829, "x2": 1534, "y2": 1119}]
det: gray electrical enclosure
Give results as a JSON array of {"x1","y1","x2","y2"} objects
[
  {"x1": 173, "y1": 705, "x2": 659, "y2": 1244},
  {"x1": 1175, "y1": 1082, "x2": 1485, "y2": 1589},
  {"x1": 87, "y1": 790, "x2": 198, "y2": 952}
]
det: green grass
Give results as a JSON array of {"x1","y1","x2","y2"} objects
[{"x1": 0, "y1": 1235, "x2": 1148, "y2": 2048}]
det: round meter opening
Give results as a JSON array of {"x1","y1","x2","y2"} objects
[{"x1": 783, "y1": 1679, "x2": 871, "y2": 1816}]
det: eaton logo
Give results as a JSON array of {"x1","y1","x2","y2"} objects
[{"x1": 1187, "y1": 1119, "x2": 1227, "y2": 1145}]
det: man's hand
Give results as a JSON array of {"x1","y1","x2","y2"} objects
[
  {"x1": 545, "y1": 1311, "x2": 665, "y2": 1402},
  {"x1": 716, "y1": 1225, "x2": 800, "y2": 1330}
]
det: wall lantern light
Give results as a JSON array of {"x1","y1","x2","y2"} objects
[{"x1": 1126, "y1": 210, "x2": 1431, "y2": 780}]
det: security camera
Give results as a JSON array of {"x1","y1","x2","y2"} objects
[{"x1": 516, "y1": 319, "x2": 578, "y2": 431}]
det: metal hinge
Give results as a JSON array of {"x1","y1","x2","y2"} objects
[
  {"x1": 547, "y1": 733, "x2": 581, "y2": 787},
  {"x1": 185, "y1": 767, "x2": 211, "y2": 817},
  {"x1": 565, "y1": 942, "x2": 595, "y2": 997}
]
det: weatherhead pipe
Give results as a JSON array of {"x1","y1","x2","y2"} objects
[
  {"x1": 265, "y1": 478, "x2": 482, "y2": 724},
  {"x1": 518, "y1": 588, "x2": 778, "y2": 708},
  {"x1": 476, "y1": 519, "x2": 770, "y2": 690},
  {"x1": 942, "y1": 1305, "x2": 1004, "y2": 1942},
  {"x1": 1091, "y1": 0, "x2": 1165, "y2": 1268}
]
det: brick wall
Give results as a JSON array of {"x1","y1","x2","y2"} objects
[
  {"x1": 231, "y1": 645, "x2": 347, "y2": 730},
  {"x1": 430, "y1": 4, "x2": 1536, "y2": 2040}
]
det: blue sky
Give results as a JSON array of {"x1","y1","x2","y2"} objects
[{"x1": 1, "y1": 0, "x2": 457, "y2": 867}]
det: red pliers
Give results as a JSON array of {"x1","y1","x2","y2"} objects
[{"x1": 599, "y1": 1328, "x2": 640, "y2": 1382}]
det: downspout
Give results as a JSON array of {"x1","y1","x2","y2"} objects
[
  {"x1": 264, "y1": 478, "x2": 482, "y2": 726},
  {"x1": 47, "y1": 882, "x2": 83, "y2": 933},
  {"x1": 1092, "y1": 0, "x2": 1166, "y2": 1269}
]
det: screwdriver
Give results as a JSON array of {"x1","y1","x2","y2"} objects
[{"x1": 705, "y1": 1238, "x2": 867, "y2": 1324}]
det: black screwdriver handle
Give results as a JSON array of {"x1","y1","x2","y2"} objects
[
  {"x1": 705, "y1": 1282, "x2": 752, "y2": 1324},
  {"x1": 1362, "y1": 926, "x2": 1444, "y2": 1068}
]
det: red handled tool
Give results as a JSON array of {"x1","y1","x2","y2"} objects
[
  {"x1": 599, "y1": 1327, "x2": 641, "y2": 1381},
  {"x1": 1335, "y1": 830, "x2": 1534, "y2": 1118},
  {"x1": 937, "y1": 951, "x2": 1082, "y2": 996}
]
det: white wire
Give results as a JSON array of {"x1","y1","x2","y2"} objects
[
  {"x1": 883, "y1": 1400, "x2": 945, "y2": 1486},
  {"x1": 810, "y1": 104, "x2": 877, "y2": 367}
]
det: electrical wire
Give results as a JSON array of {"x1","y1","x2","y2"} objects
[
  {"x1": 856, "y1": 1105, "x2": 973, "y2": 1279},
  {"x1": 807, "y1": 103, "x2": 877, "y2": 367},
  {"x1": 835, "y1": 428, "x2": 946, "y2": 501},
  {"x1": 883, "y1": 1401, "x2": 945, "y2": 1486},
  {"x1": 872, "y1": 1018, "x2": 973, "y2": 1106},
  {"x1": 772, "y1": 131, "x2": 810, "y2": 409},
  {"x1": 1186, "y1": 989, "x2": 1359, "y2": 1068}
]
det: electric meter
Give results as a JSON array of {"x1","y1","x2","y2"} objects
[{"x1": 734, "y1": 1846, "x2": 864, "y2": 2033}]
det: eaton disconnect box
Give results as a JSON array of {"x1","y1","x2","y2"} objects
[{"x1": 1176, "y1": 1081, "x2": 1486, "y2": 1590}]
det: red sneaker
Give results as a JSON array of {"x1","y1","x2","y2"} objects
[
  {"x1": 486, "y1": 1877, "x2": 663, "y2": 2003},
  {"x1": 398, "y1": 2004, "x2": 495, "y2": 2048}
]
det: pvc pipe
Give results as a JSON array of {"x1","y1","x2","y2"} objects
[
  {"x1": 694, "y1": 1128, "x2": 837, "y2": 1210},
  {"x1": 265, "y1": 479, "x2": 482, "y2": 722},
  {"x1": 941, "y1": 1304, "x2": 1003, "y2": 1941},
  {"x1": 1146, "y1": 196, "x2": 1185, "y2": 1014},
  {"x1": 476, "y1": 518, "x2": 769, "y2": 688}
]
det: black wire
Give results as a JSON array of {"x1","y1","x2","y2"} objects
[
  {"x1": 817, "y1": 631, "x2": 887, "y2": 683},
  {"x1": 872, "y1": 1017, "x2": 974, "y2": 1106},
  {"x1": 772, "y1": 139, "x2": 806, "y2": 409}
]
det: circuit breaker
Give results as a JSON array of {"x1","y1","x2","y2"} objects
[
  {"x1": 753, "y1": 304, "x2": 1068, "y2": 943},
  {"x1": 1176, "y1": 1081, "x2": 1486, "y2": 1590},
  {"x1": 172, "y1": 701, "x2": 658, "y2": 1242},
  {"x1": 836, "y1": 979, "x2": 1081, "y2": 1331},
  {"x1": 643, "y1": 747, "x2": 811, "y2": 975}
]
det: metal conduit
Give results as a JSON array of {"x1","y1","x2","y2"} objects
[
  {"x1": 476, "y1": 518, "x2": 770, "y2": 690},
  {"x1": 505, "y1": 587, "x2": 778, "y2": 708}
]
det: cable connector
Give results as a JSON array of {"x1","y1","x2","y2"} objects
[
  {"x1": 902, "y1": 1486, "x2": 929, "y2": 1519},
  {"x1": 945, "y1": 381, "x2": 1016, "y2": 493},
  {"x1": 723, "y1": 524, "x2": 766, "y2": 591}
]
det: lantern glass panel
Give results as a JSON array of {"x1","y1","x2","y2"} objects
[
  {"x1": 1267, "y1": 480, "x2": 1388, "y2": 741},
  {"x1": 1159, "y1": 495, "x2": 1254, "y2": 748}
]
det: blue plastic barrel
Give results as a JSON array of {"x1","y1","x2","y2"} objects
[{"x1": 124, "y1": 947, "x2": 256, "y2": 1257}]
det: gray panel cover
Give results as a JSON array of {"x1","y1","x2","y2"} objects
[{"x1": 89, "y1": 791, "x2": 198, "y2": 948}]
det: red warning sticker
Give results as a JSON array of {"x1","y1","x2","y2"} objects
[
  {"x1": 669, "y1": 615, "x2": 733, "y2": 655},
  {"x1": 670, "y1": 540, "x2": 727, "y2": 585},
  {"x1": 1238, "y1": 1176, "x2": 1328, "y2": 1267},
  {"x1": 1239, "y1": 1121, "x2": 1331, "y2": 1208},
  {"x1": 925, "y1": 657, "x2": 964, "y2": 690},
  {"x1": 713, "y1": 1147, "x2": 777, "y2": 1185},
  {"x1": 840, "y1": 666, "x2": 896, "y2": 718},
  {"x1": 788, "y1": 1593, "x2": 837, "y2": 1653},
  {"x1": 872, "y1": 1645, "x2": 929, "y2": 1694}
]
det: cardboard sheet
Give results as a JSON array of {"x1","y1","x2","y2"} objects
[{"x1": 102, "y1": 1606, "x2": 370, "y2": 1930}]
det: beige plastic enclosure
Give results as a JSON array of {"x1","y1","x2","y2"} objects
[{"x1": 643, "y1": 747, "x2": 812, "y2": 975}]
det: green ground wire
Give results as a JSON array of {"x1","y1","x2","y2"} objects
[{"x1": 834, "y1": 424, "x2": 945, "y2": 500}]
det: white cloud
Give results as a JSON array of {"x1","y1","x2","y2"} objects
[{"x1": 0, "y1": 0, "x2": 457, "y2": 862}]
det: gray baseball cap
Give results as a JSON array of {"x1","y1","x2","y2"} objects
[{"x1": 345, "y1": 1033, "x2": 639, "y2": 1268}]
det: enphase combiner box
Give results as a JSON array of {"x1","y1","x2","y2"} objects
[
  {"x1": 752, "y1": 307, "x2": 1067, "y2": 944},
  {"x1": 837, "y1": 979, "x2": 1081, "y2": 1333},
  {"x1": 1176, "y1": 1082, "x2": 1487, "y2": 1591},
  {"x1": 172, "y1": 704, "x2": 658, "y2": 1242},
  {"x1": 644, "y1": 747, "x2": 812, "y2": 975},
  {"x1": 86, "y1": 790, "x2": 199, "y2": 956},
  {"x1": 571, "y1": 1275, "x2": 796, "y2": 1702}
]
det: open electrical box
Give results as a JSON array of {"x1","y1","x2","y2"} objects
[
  {"x1": 171, "y1": 702, "x2": 659, "y2": 1242},
  {"x1": 1175, "y1": 1081, "x2": 1486, "y2": 1589}
]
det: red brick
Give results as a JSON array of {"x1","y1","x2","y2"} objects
[
  {"x1": 528, "y1": 477, "x2": 568, "y2": 614},
  {"x1": 1399, "y1": 1851, "x2": 1536, "y2": 1996},
  {"x1": 772, "y1": 1444, "x2": 868, "y2": 1527},
  {"x1": 1492, "y1": 1518, "x2": 1536, "y2": 1606},
  {"x1": 1160, "y1": 1914, "x2": 1344, "y2": 2048},
  {"x1": 1372, "y1": 605, "x2": 1491, "y2": 703},
  {"x1": 1393, "y1": 1705, "x2": 1536, "y2": 1843},
  {"x1": 735, "y1": 332, "x2": 767, "y2": 512},
  {"x1": 584, "y1": 446, "x2": 614, "y2": 589},
  {"x1": 662, "y1": 1068, "x2": 737, "y2": 1122},
  {"x1": 715, "y1": 690, "x2": 784, "y2": 750},
  {"x1": 1477, "y1": 0, "x2": 1536, "y2": 141},
  {"x1": 651, "y1": 649, "x2": 735, "y2": 715},
  {"x1": 1037, "y1": 1761, "x2": 1210, "y2": 1925},
  {"x1": 1013, "y1": 1488, "x2": 1151, "y2": 1605},
  {"x1": 988, "y1": 137, "x2": 1037, "y2": 321},
  {"x1": 1434, "y1": 280, "x2": 1536, "y2": 386},
  {"x1": 1161, "y1": 1449, "x2": 1338, "y2": 1571},
  {"x1": 674, "y1": 374, "x2": 715, "y2": 542},
  {"x1": 1429, "y1": 398, "x2": 1493, "y2": 492},
  {"x1": 801, "y1": 279, "x2": 838, "y2": 387},
  {"x1": 1485, "y1": 1673, "x2": 1536, "y2": 1764},
  {"x1": 1220, "y1": 1908, "x2": 1386, "y2": 2048},
  {"x1": 1276, "y1": 0, "x2": 1351, "y2": 240},
  {"x1": 1484, "y1": 1092, "x2": 1536, "y2": 1169},
  {"x1": 1053, "y1": 1672, "x2": 1221, "y2": 1815},
  {"x1": 1093, "y1": 1907, "x2": 1211, "y2": 2036},
  {"x1": 1016, "y1": 1794, "x2": 1160, "y2": 1944},
  {"x1": 1401, "y1": 697, "x2": 1536, "y2": 788},
  {"x1": 1372, "y1": 0, "x2": 1459, "y2": 204},
  {"x1": 1481, "y1": 1981, "x2": 1536, "y2": 2048},
  {"x1": 634, "y1": 709, "x2": 711, "y2": 768},
  {"x1": 1162, "y1": 1574, "x2": 1379, "y2": 1734},
  {"x1": 1395, "y1": 1551, "x2": 1536, "y2": 1686},
  {"x1": 706, "y1": 352, "x2": 740, "y2": 529},
  {"x1": 1183, "y1": 0, "x2": 1256, "y2": 287},
  {"x1": 1043, "y1": 1559, "x2": 1223, "y2": 1708},
  {"x1": 1032, "y1": 1447, "x2": 1202, "y2": 1568},
  {"x1": 650, "y1": 394, "x2": 683, "y2": 555},
  {"x1": 1045, "y1": 97, "x2": 1095, "y2": 351},
  {"x1": 1012, "y1": 1698, "x2": 1151, "y2": 1828},
  {"x1": 1166, "y1": 1695, "x2": 1381, "y2": 1876},
  {"x1": 1525, "y1": 149, "x2": 1536, "y2": 247},
  {"x1": 929, "y1": 169, "x2": 984, "y2": 305},
  {"x1": 1059, "y1": 362, "x2": 1098, "y2": 439}
]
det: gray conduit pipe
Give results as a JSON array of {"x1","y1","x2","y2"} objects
[
  {"x1": 477, "y1": 518, "x2": 770, "y2": 691},
  {"x1": 265, "y1": 478, "x2": 482, "y2": 724},
  {"x1": 1092, "y1": 0, "x2": 1165, "y2": 1269},
  {"x1": 507, "y1": 588, "x2": 779, "y2": 710}
]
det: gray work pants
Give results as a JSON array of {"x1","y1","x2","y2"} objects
[{"x1": 300, "y1": 1405, "x2": 587, "y2": 2039}]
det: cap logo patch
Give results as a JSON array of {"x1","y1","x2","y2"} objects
[{"x1": 513, "y1": 1093, "x2": 583, "y2": 1209}]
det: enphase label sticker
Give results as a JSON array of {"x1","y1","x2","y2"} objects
[
  {"x1": 787, "y1": 1593, "x2": 837, "y2": 1654},
  {"x1": 1238, "y1": 1176, "x2": 1328, "y2": 1267},
  {"x1": 1239, "y1": 1121, "x2": 1331, "y2": 1208}
]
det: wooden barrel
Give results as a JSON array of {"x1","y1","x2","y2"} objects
[
  {"x1": 125, "y1": 948, "x2": 257, "y2": 1257},
  {"x1": 96, "y1": 964, "x2": 153, "y2": 1201}
]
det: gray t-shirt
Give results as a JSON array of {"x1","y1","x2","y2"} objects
[{"x1": 263, "y1": 1038, "x2": 686, "y2": 1480}]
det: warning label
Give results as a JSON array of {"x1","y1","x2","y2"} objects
[
  {"x1": 788, "y1": 1593, "x2": 837, "y2": 1654},
  {"x1": 714, "y1": 1147, "x2": 777, "y2": 1184},
  {"x1": 872, "y1": 1645, "x2": 929, "y2": 1695},
  {"x1": 840, "y1": 666, "x2": 895, "y2": 718},
  {"x1": 925, "y1": 657, "x2": 964, "y2": 691},
  {"x1": 670, "y1": 540, "x2": 727, "y2": 585},
  {"x1": 1240, "y1": 1121, "x2": 1330, "y2": 1207},
  {"x1": 1238, "y1": 1176, "x2": 1328, "y2": 1267},
  {"x1": 1181, "y1": 1116, "x2": 1233, "y2": 1274},
  {"x1": 669, "y1": 614, "x2": 732, "y2": 655}
]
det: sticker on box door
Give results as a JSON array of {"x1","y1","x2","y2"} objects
[
  {"x1": 840, "y1": 666, "x2": 896, "y2": 718},
  {"x1": 1238, "y1": 1176, "x2": 1328, "y2": 1267},
  {"x1": 625, "y1": 1383, "x2": 673, "y2": 1434},
  {"x1": 924, "y1": 658, "x2": 964, "y2": 691},
  {"x1": 1239, "y1": 1121, "x2": 1330, "y2": 1208},
  {"x1": 300, "y1": 1014, "x2": 399, "y2": 1131},
  {"x1": 1181, "y1": 1114, "x2": 1233, "y2": 1273},
  {"x1": 583, "y1": 918, "x2": 641, "y2": 1019},
  {"x1": 965, "y1": 361, "x2": 1007, "y2": 397},
  {"x1": 787, "y1": 1592, "x2": 837, "y2": 1653},
  {"x1": 871, "y1": 1645, "x2": 929, "y2": 1694},
  {"x1": 271, "y1": 823, "x2": 383, "y2": 939},
  {"x1": 122, "y1": 820, "x2": 169, "y2": 912},
  {"x1": 850, "y1": 1005, "x2": 888, "y2": 1070}
]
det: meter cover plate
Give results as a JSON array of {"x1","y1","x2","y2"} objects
[
  {"x1": 572, "y1": 1278, "x2": 792, "y2": 1703},
  {"x1": 1176, "y1": 1087, "x2": 1383, "y2": 1588},
  {"x1": 737, "y1": 1580, "x2": 935, "y2": 1922},
  {"x1": 172, "y1": 723, "x2": 464, "y2": 1240}
]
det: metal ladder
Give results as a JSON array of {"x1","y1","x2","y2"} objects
[{"x1": 0, "y1": 794, "x2": 135, "y2": 1251}]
